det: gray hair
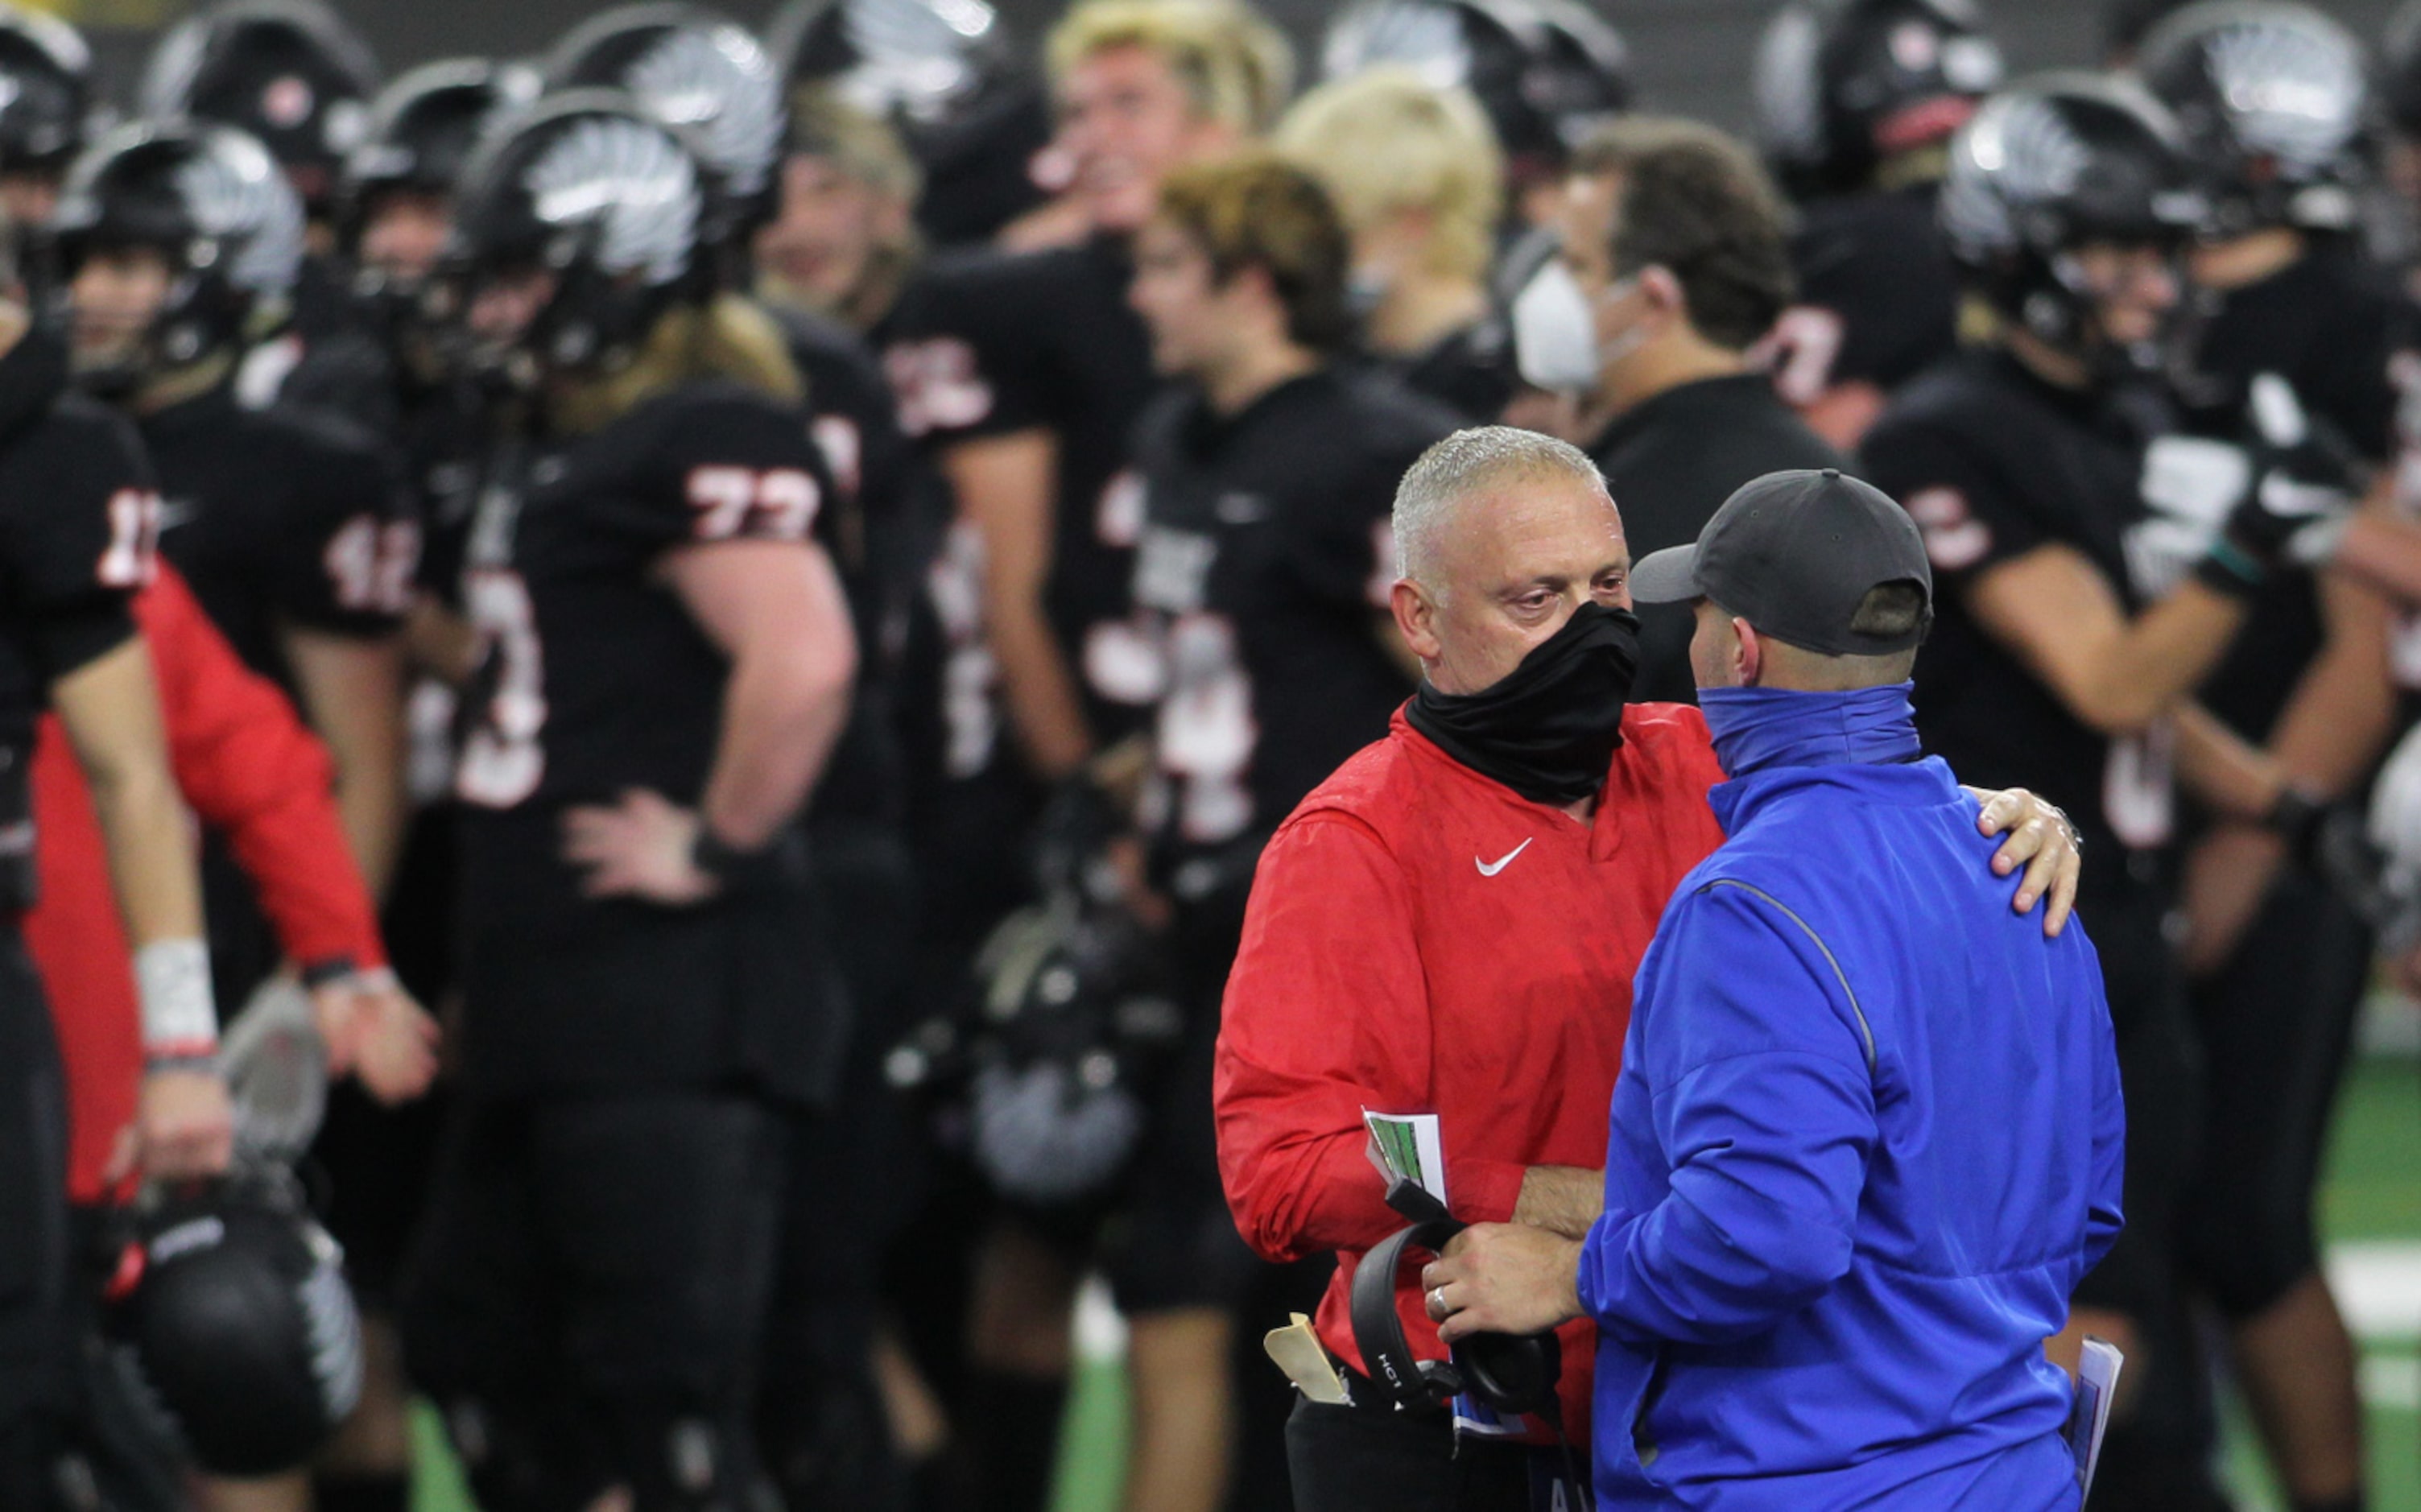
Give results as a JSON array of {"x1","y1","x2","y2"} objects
[{"x1": 1392, "y1": 425, "x2": 1607, "y2": 589}]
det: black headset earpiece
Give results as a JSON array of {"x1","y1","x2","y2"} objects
[{"x1": 1347, "y1": 1217, "x2": 1564, "y2": 1422}]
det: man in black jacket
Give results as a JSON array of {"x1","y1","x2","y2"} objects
[{"x1": 1506, "y1": 117, "x2": 1842, "y2": 702}]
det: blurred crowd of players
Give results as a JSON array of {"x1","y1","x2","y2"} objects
[{"x1": 1, "y1": 0, "x2": 2419, "y2": 1510}]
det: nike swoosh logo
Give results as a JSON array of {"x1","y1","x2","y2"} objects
[{"x1": 1475, "y1": 838, "x2": 1533, "y2": 878}]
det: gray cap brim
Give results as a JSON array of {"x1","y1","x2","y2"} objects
[{"x1": 1628, "y1": 543, "x2": 1702, "y2": 605}]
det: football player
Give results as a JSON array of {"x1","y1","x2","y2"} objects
[
  {"x1": 878, "y1": 4, "x2": 1288, "y2": 1503},
  {"x1": 399, "y1": 96, "x2": 856, "y2": 1512},
  {"x1": 1107, "y1": 151, "x2": 1461, "y2": 1512},
  {"x1": 0, "y1": 212, "x2": 227, "y2": 1510},
  {"x1": 2138, "y1": 9, "x2": 2404, "y2": 1509},
  {"x1": 767, "y1": 0, "x2": 1060, "y2": 252},
  {"x1": 1861, "y1": 72, "x2": 2343, "y2": 1510},
  {"x1": 137, "y1": 0, "x2": 395, "y2": 428},
  {"x1": 1318, "y1": 0, "x2": 1630, "y2": 234},
  {"x1": 0, "y1": 3, "x2": 91, "y2": 262},
  {"x1": 552, "y1": 11, "x2": 944, "y2": 1502},
  {"x1": 53, "y1": 122, "x2": 415, "y2": 957},
  {"x1": 1275, "y1": 68, "x2": 1516, "y2": 421},
  {"x1": 1750, "y1": 0, "x2": 2004, "y2": 448}
]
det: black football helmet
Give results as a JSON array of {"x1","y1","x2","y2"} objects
[
  {"x1": 886, "y1": 780, "x2": 1185, "y2": 1210},
  {"x1": 443, "y1": 92, "x2": 709, "y2": 380},
  {"x1": 1753, "y1": 0, "x2": 2005, "y2": 195},
  {"x1": 340, "y1": 59, "x2": 539, "y2": 252},
  {"x1": 0, "y1": 2, "x2": 93, "y2": 180},
  {"x1": 107, "y1": 1169, "x2": 363, "y2": 1478},
  {"x1": 1939, "y1": 72, "x2": 2205, "y2": 360},
  {"x1": 769, "y1": 0, "x2": 1052, "y2": 246},
  {"x1": 1320, "y1": 0, "x2": 1630, "y2": 184},
  {"x1": 543, "y1": 4, "x2": 785, "y2": 249},
  {"x1": 135, "y1": 0, "x2": 381, "y2": 213},
  {"x1": 2137, "y1": 1, "x2": 2370, "y2": 235},
  {"x1": 52, "y1": 121, "x2": 305, "y2": 387}
]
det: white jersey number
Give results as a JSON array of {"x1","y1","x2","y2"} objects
[{"x1": 456, "y1": 568, "x2": 548, "y2": 808}]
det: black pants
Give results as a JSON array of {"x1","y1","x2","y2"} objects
[
  {"x1": 2178, "y1": 871, "x2": 2370, "y2": 1320},
  {"x1": 0, "y1": 930, "x2": 68, "y2": 1509},
  {"x1": 1287, "y1": 1396, "x2": 1572, "y2": 1512},
  {"x1": 400, "y1": 1089, "x2": 787, "y2": 1512},
  {"x1": 2064, "y1": 870, "x2": 2226, "y2": 1510}
]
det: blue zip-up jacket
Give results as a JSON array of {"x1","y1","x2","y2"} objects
[{"x1": 1579, "y1": 684, "x2": 2125, "y2": 1509}]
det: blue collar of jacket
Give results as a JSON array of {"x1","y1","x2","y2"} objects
[
  {"x1": 1700, "y1": 681, "x2": 1927, "y2": 828},
  {"x1": 1700, "y1": 681, "x2": 1921, "y2": 776}
]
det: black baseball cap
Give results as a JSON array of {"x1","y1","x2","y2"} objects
[{"x1": 1629, "y1": 468, "x2": 1933, "y2": 655}]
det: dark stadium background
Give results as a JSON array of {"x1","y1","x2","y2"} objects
[
  {"x1": 38, "y1": 2, "x2": 2415, "y2": 1509},
  {"x1": 55, "y1": 0, "x2": 2415, "y2": 127}
]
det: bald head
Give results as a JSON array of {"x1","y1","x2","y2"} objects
[{"x1": 1387, "y1": 425, "x2": 1633, "y2": 696}]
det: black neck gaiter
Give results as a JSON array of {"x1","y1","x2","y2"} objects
[{"x1": 1406, "y1": 602, "x2": 1642, "y2": 806}]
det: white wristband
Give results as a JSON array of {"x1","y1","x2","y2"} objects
[{"x1": 134, "y1": 938, "x2": 218, "y2": 1060}]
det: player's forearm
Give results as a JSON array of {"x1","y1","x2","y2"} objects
[
  {"x1": 2261, "y1": 574, "x2": 2398, "y2": 799},
  {"x1": 2076, "y1": 582, "x2": 2248, "y2": 734},
  {"x1": 287, "y1": 630, "x2": 409, "y2": 899},
  {"x1": 53, "y1": 640, "x2": 205, "y2": 948},
  {"x1": 2174, "y1": 704, "x2": 2285, "y2": 823},
  {"x1": 699, "y1": 637, "x2": 856, "y2": 849},
  {"x1": 989, "y1": 598, "x2": 1094, "y2": 779},
  {"x1": 2329, "y1": 508, "x2": 2421, "y2": 606}
]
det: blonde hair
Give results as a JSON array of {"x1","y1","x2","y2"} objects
[
  {"x1": 787, "y1": 85, "x2": 923, "y2": 204},
  {"x1": 1275, "y1": 67, "x2": 1504, "y2": 282},
  {"x1": 1046, "y1": 0, "x2": 1295, "y2": 135},
  {"x1": 549, "y1": 293, "x2": 806, "y2": 436}
]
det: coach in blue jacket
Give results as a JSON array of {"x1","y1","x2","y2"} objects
[{"x1": 1420, "y1": 469, "x2": 2126, "y2": 1507}]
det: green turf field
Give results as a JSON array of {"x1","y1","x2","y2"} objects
[{"x1": 410, "y1": 1051, "x2": 2421, "y2": 1512}]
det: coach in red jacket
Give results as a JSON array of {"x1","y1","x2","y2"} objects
[{"x1": 1213, "y1": 427, "x2": 2081, "y2": 1512}]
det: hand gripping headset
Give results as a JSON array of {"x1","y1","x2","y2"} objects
[{"x1": 1346, "y1": 1178, "x2": 1564, "y2": 1420}]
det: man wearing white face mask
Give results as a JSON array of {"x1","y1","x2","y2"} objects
[{"x1": 1510, "y1": 117, "x2": 1841, "y2": 702}]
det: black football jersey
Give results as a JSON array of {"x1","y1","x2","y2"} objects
[
  {"x1": 235, "y1": 254, "x2": 402, "y2": 436},
  {"x1": 1095, "y1": 368, "x2": 1456, "y2": 889},
  {"x1": 449, "y1": 378, "x2": 844, "y2": 1099},
  {"x1": 0, "y1": 329, "x2": 147, "y2": 902},
  {"x1": 883, "y1": 236, "x2": 1157, "y2": 777},
  {"x1": 1586, "y1": 373, "x2": 1845, "y2": 705},
  {"x1": 2175, "y1": 247, "x2": 2418, "y2": 738},
  {"x1": 1386, "y1": 311, "x2": 1517, "y2": 423},
  {"x1": 141, "y1": 381, "x2": 416, "y2": 690},
  {"x1": 776, "y1": 302, "x2": 936, "y2": 833},
  {"x1": 396, "y1": 374, "x2": 494, "y2": 612},
  {"x1": 1765, "y1": 188, "x2": 1962, "y2": 410},
  {"x1": 1861, "y1": 349, "x2": 2184, "y2": 875}
]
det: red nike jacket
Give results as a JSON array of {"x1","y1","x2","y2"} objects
[
  {"x1": 30, "y1": 561, "x2": 385, "y2": 1203},
  {"x1": 1214, "y1": 703, "x2": 1727, "y2": 1442}
]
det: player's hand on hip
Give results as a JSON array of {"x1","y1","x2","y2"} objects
[
  {"x1": 313, "y1": 969, "x2": 440, "y2": 1105},
  {"x1": 134, "y1": 1068, "x2": 235, "y2": 1180},
  {"x1": 1972, "y1": 786, "x2": 2081, "y2": 937},
  {"x1": 1420, "y1": 1223, "x2": 1584, "y2": 1344},
  {"x1": 561, "y1": 788, "x2": 718, "y2": 906}
]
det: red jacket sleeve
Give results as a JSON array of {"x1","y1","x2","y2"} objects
[
  {"x1": 1213, "y1": 812, "x2": 1527, "y2": 1265},
  {"x1": 143, "y1": 564, "x2": 386, "y2": 973}
]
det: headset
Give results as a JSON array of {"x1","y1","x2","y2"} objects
[{"x1": 1345, "y1": 1179, "x2": 1564, "y2": 1420}]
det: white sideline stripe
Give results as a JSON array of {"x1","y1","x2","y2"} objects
[
  {"x1": 2328, "y1": 1241, "x2": 2421, "y2": 1343},
  {"x1": 1075, "y1": 1274, "x2": 1128, "y2": 1364},
  {"x1": 2362, "y1": 1353, "x2": 2420, "y2": 1411}
]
